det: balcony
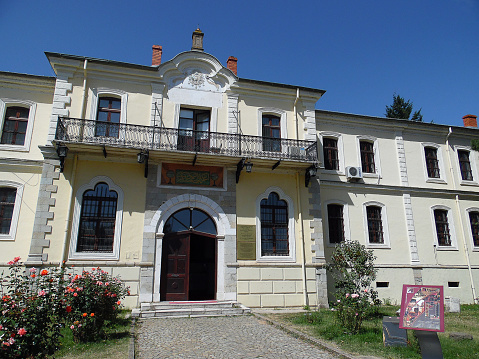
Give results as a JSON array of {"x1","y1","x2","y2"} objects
[{"x1": 55, "y1": 117, "x2": 318, "y2": 163}]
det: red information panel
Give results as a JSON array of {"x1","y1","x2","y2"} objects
[{"x1": 399, "y1": 285, "x2": 444, "y2": 332}]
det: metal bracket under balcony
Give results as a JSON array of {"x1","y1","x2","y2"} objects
[{"x1": 54, "y1": 117, "x2": 318, "y2": 163}]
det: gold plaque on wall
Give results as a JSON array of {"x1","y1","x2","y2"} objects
[{"x1": 237, "y1": 225, "x2": 256, "y2": 260}]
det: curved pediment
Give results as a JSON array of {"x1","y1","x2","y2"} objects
[{"x1": 158, "y1": 51, "x2": 237, "y2": 94}]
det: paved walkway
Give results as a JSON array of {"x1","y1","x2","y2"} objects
[{"x1": 135, "y1": 315, "x2": 343, "y2": 359}]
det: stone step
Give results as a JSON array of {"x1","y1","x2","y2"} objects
[{"x1": 132, "y1": 301, "x2": 251, "y2": 318}]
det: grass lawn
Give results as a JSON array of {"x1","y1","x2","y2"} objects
[
  {"x1": 267, "y1": 305, "x2": 479, "y2": 359},
  {"x1": 55, "y1": 314, "x2": 132, "y2": 359}
]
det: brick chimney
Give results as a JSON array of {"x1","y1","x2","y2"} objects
[
  {"x1": 463, "y1": 114, "x2": 477, "y2": 128},
  {"x1": 227, "y1": 56, "x2": 237, "y2": 75},
  {"x1": 152, "y1": 45, "x2": 162, "y2": 66}
]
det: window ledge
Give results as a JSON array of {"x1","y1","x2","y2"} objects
[
  {"x1": 256, "y1": 256, "x2": 295, "y2": 263},
  {"x1": 363, "y1": 173, "x2": 381, "y2": 179},
  {"x1": 472, "y1": 247, "x2": 479, "y2": 252},
  {"x1": 68, "y1": 253, "x2": 119, "y2": 261},
  {"x1": 460, "y1": 180, "x2": 479, "y2": 187},
  {"x1": 0, "y1": 145, "x2": 29, "y2": 152},
  {"x1": 435, "y1": 246, "x2": 458, "y2": 251},
  {"x1": 322, "y1": 169, "x2": 344, "y2": 176},
  {"x1": 426, "y1": 178, "x2": 447, "y2": 184},
  {"x1": 0, "y1": 235, "x2": 14, "y2": 241},
  {"x1": 366, "y1": 243, "x2": 391, "y2": 249}
]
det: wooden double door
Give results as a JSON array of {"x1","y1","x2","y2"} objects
[{"x1": 160, "y1": 232, "x2": 216, "y2": 301}]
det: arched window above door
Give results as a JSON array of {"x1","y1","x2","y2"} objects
[{"x1": 163, "y1": 208, "x2": 216, "y2": 235}]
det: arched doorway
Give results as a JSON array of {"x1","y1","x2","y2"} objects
[{"x1": 160, "y1": 208, "x2": 217, "y2": 301}]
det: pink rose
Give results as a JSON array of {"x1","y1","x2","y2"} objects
[{"x1": 17, "y1": 328, "x2": 26, "y2": 336}]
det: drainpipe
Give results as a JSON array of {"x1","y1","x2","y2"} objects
[
  {"x1": 445, "y1": 127, "x2": 477, "y2": 303},
  {"x1": 294, "y1": 88, "x2": 300, "y2": 141},
  {"x1": 80, "y1": 60, "x2": 88, "y2": 119},
  {"x1": 296, "y1": 172, "x2": 309, "y2": 307},
  {"x1": 293, "y1": 88, "x2": 309, "y2": 306},
  {"x1": 59, "y1": 154, "x2": 78, "y2": 267}
]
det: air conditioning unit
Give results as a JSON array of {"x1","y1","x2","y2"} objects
[{"x1": 346, "y1": 166, "x2": 362, "y2": 180}]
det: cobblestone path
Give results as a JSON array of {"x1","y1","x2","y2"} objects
[{"x1": 136, "y1": 315, "x2": 342, "y2": 359}]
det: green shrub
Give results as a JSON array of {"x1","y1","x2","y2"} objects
[
  {"x1": 0, "y1": 257, "x2": 67, "y2": 358},
  {"x1": 64, "y1": 267, "x2": 129, "y2": 342},
  {"x1": 0, "y1": 257, "x2": 130, "y2": 357},
  {"x1": 326, "y1": 241, "x2": 381, "y2": 333}
]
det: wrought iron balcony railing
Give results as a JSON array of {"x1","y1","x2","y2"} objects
[{"x1": 55, "y1": 117, "x2": 318, "y2": 163}]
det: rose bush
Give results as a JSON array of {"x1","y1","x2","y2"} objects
[
  {"x1": 64, "y1": 267, "x2": 129, "y2": 342},
  {"x1": 0, "y1": 258, "x2": 130, "y2": 356},
  {"x1": 326, "y1": 241, "x2": 381, "y2": 333},
  {"x1": 0, "y1": 257, "x2": 67, "y2": 358}
]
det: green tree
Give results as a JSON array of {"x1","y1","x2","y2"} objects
[{"x1": 385, "y1": 94, "x2": 423, "y2": 121}]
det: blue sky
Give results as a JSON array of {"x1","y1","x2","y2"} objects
[{"x1": 1, "y1": 0, "x2": 478, "y2": 127}]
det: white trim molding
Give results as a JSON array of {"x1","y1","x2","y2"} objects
[
  {"x1": 421, "y1": 143, "x2": 447, "y2": 184},
  {"x1": 430, "y1": 205, "x2": 458, "y2": 250},
  {"x1": 0, "y1": 98, "x2": 37, "y2": 152},
  {"x1": 465, "y1": 207, "x2": 479, "y2": 251},
  {"x1": 319, "y1": 132, "x2": 345, "y2": 174},
  {"x1": 69, "y1": 176, "x2": 124, "y2": 260},
  {"x1": 89, "y1": 88, "x2": 128, "y2": 124},
  {"x1": 255, "y1": 186, "x2": 296, "y2": 262},
  {"x1": 362, "y1": 201, "x2": 390, "y2": 249},
  {"x1": 454, "y1": 145, "x2": 478, "y2": 186},
  {"x1": 323, "y1": 199, "x2": 350, "y2": 246},
  {"x1": 0, "y1": 181, "x2": 24, "y2": 241},
  {"x1": 356, "y1": 135, "x2": 381, "y2": 178},
  {"x1": 257, "y1": 107, "x2": 287, "y2": 139}
]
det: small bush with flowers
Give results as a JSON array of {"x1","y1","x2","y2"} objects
[
  {"x1": 0, "y1": 257, "x2": 67, "y2": 358},
  {"x1": 64, "y1": 267, "x2": 129, "y2": 342},
  {"x1": 326, "y1": 241, "x2": 381, "y2": 333},
  {"x1": 0, "y1": 258, "x2": 130, "y2": 357}
]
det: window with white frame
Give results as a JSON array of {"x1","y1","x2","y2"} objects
[
  {"x1": 467, "y1": 209, "x2": 479, "y2": 249},
  {"x1": 430, "y1": 205, "x2": 457, "y2": 249},
  {"x1": 357, "y1": 136, "x2": 380, "y2": 176},
  {"x1": 421, "y1": 143, "x2": 446, "y2": 183},
  {"x1": 257, "y1": 108, "x2": 287, "y2": 153},
  {"x1": 0, "y1": 181, "x2": 23, "y2": 241},
  {"x1": 0, "y1": 99, "x2": 37, "y2": 151},
  {"x1": 69, "y1": 176, "x2": 123, "y2": 260},
  {"x1": 256, "y1": 187, "x2": 295, "y2": 261},
  {"x1": 320, "y1": 133, "x2": 344, "y2": 173},
  {"x1": 363, "y1": 201, "x2": 390, "y2": 248},
  {"x1": 455, "y1": 146, "x2": 477, "y2": 184},
  {"x1": 89, "y1": 89, "x2": 127, "y2": 135}
]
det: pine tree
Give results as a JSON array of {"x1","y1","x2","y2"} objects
[{"x1": 385, "y1": 94, "x2": 423, "y2": 121}]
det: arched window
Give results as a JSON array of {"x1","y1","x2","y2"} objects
[
  {"x1": 77, "y1": 183, "x2": 118, "y2": 253},
  {"x1": 260, "y1": 192, "x2": 288, "y2": 256},
  {"x1": 163, "y1": 208, "x2": 216, "y2": 235}
]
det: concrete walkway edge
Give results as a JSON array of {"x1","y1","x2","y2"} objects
[{"x1": 252, "y1": 312, "x2": 358, "y2": 359}]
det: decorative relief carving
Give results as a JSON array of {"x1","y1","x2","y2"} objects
[{"x1": 187, "y1": 72, "x2": 205, "y2": 89}]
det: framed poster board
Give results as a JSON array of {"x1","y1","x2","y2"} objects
[{"x1": 399, "y1": 285, "x2": 444, "y2": 332}]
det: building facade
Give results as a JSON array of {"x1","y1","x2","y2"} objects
[{"x1": 0, "y1": 30, "x2": 478, "y2": 308}]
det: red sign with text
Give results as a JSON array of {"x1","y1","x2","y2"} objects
[{"x1": 399, "y1": 285, "x2": 444, "y2": 332}]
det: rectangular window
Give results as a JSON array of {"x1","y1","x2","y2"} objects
[
  {"x1": 327, "y1": 204, "x2": 344, "y2": 243},
  {"x1": 425, "y1": 147, "x2": 440, "y2": 178},
  {"x1": 262, "y1": 115, "x2": 281, "y2": 152},
  {"x1": 458, "y1": 150, "x2": 473, "y2": 181},
  {"x1": 469, "y1": 211, "x2": 479, "y2": 247},
  {"x1": 178, "y1": 108, "x2": 210, "y2": 152},
  {"x1": 434, "y1": 209, "x2": 451, "y2": 246},
  {"x1": 360, "y1": 141, "x2": 375, "y2": 173},
  {"x1": 323, "y1": 138, "x2": 339, "y2": 170},
  {"x1": 95, "y1": 97, "x2": 121, "y2": 138},
  {"x1": 0, "y1": 188, "x2": 16, "y2": 235},
  {"x1": 1, "y1": 107, "x2": 29, "y2": 146},
  {"x1": 366, "y1": 206, "x2": 384, "y2": 244}
]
